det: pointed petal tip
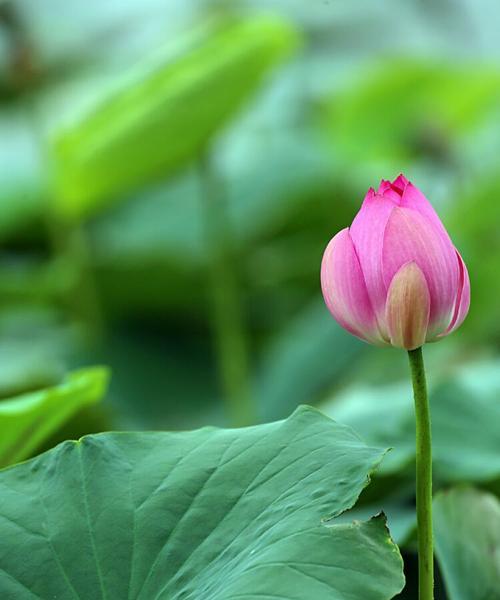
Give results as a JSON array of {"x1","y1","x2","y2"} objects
[
  {"x1": 392, "y1": 173, "x2": 409, "y2": 189},
  {"x1": 363, "y1": 187, "x2": 376, "y2": 202},
  {"x1": 377, "y1": 180, "x2": 391, "y2": 194}
]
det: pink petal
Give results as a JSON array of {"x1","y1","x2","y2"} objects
[
  {"x1": 382, "y1": 207, "x2": 458, "y2": 337},
  {"x1": 391, "y1": 173, "x2": 409, "y2": 193},
  {"x1": 321, "y1": 228, "x2": 385, "y2": 345},
  {"x1": 385, "y1": 261, "x2": 430, "y2": 350},
  {"x1": 439, "y1": 249, "x2": 471, "y2": 338},
  {"x1": 400, "y1": 181, "x2": 452, "y2": 245},
  {"x1": 377, "y1": 179, "x2": 402, "y2": 202},
  {"x1": 377, "y1": 180, "x2": 392, "y2": 194},
  {"x1": 349, "y1": 191, "x2": 399, "y2": 327}
]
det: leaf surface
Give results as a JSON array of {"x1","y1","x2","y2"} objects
[
  {"x1": 0, "y1": 406, "x2": 404, "y2": 599},
  {"x1": 434, "y1": 487, "x2": 500, "y2": 600}
]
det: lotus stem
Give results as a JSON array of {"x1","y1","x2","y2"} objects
[{"x1": 408, "y1": 346, "x2": 434, "y2": 600}]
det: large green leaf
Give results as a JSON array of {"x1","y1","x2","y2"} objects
[
  {"x1": 0, "y1": 407, "x2": 404, "y2": 599},
  {"x1": 0, "y1": 367, "x2": 108, "y2": 468},
  {"x1": 52, "y1": 17, "x2": 298, "y2": 219},
  {"x1": 434, "y1": 487, "x2": 500, "y2": 600},
  {"x1": 321, "y1": 360, "x2": 500, "y2": 483},
  {"x1": 334, "y1": 501, "x2": 416, "y2": 549}
]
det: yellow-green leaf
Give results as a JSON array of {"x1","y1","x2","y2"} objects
[
  {"x1": 0, "y1": 367, "x2": 109, "y2": 468},
  {"x1": 52, "y1": 17, "x2": 298, "y2": 219}
]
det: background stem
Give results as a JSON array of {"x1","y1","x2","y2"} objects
[
  {"x1": 408, "y1": 347, "x2": 434, "y2": 600},
  {"x1": 22, "y1": 88, "x2": 105, "y2": 344},
  {"x1": 45, "y1": 209, "x2": 105, "y2": 343},
  {"x1": 198, "y1": 151, "x2": 254, "y2": 427}
]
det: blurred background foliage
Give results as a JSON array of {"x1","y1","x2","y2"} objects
[{"x1": 1, "y1": 1, "x2": 500, "y2": 597}]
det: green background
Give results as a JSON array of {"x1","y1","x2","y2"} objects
[{"x1": 0, "y1": 1, "x2": 499, "y2": 597}]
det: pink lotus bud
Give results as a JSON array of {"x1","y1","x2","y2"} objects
[{"x1": 321, "y1": 174, "x2": 470, "y2": 350}]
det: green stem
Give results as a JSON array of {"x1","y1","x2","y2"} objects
[
  {"x1": 198, "y1": 151, "x2": 254, "y2": 427},
  {"x1": 24, "y1": 89, "x2": 104, "y2": 343},
  {"x1": 407, "y1": 347, "x2": 434, "y2": 600},
  {"x1": 45, "y1": 208, "x2": 105, "y2": 343}
]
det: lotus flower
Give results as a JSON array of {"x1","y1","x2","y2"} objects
[{"x1": 321, "y1": 174, "x2": 470, "y2": 350}]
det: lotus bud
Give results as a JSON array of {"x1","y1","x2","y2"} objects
[{"x1": 321, "y1": 174, "x2": 470, "y2": 350}]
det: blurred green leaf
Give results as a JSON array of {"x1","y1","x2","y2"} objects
[
  {"x1": 256, "y1": 299, "x2": 367, "y2": 421},
  {"x1": 0, "y1": 306, "x2": 77, "y2": 397},
  {"x1": 323, "y1": 60, "x2": 500, "y2": 171},
  {"x1": 88, "y1": 130, "x2": 337, "y2": 320},
  {"x1": 0, "y1": 366, "x2": 108, "y2": 468},
  {"x1": 448, "y1": 177, "x2": 500, "y2": 342},
  {"x1": 93, "y1": 329, "x2": 223, "y2": 430},
  {"x1": 52, "y1": 17, "x2": 298, "y2": 219},
  {"x1": 335, "y1": 501, "x2": 416, "y2": 548},
  {"x1": 321, "y1": 361, "x2": 500, "y2": 483},
  {"x1": 0, "y1": 304, "x2": 83, "y2": 398},
  {"x1": 434, "y1": 487, "x2": 500, "y2": 600},
  {"x1": 0, "y1": 257, "x2": 75, "y2": 308},
  {"x1": 0, "y1": 110, "x2": 46, "y2": 240},
  {"x1": 0, "y1": 406, "x2": 404, "y2": 599},
  {"x1": 0, "y1": 338, "x2": 63, "y2": 397}
]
